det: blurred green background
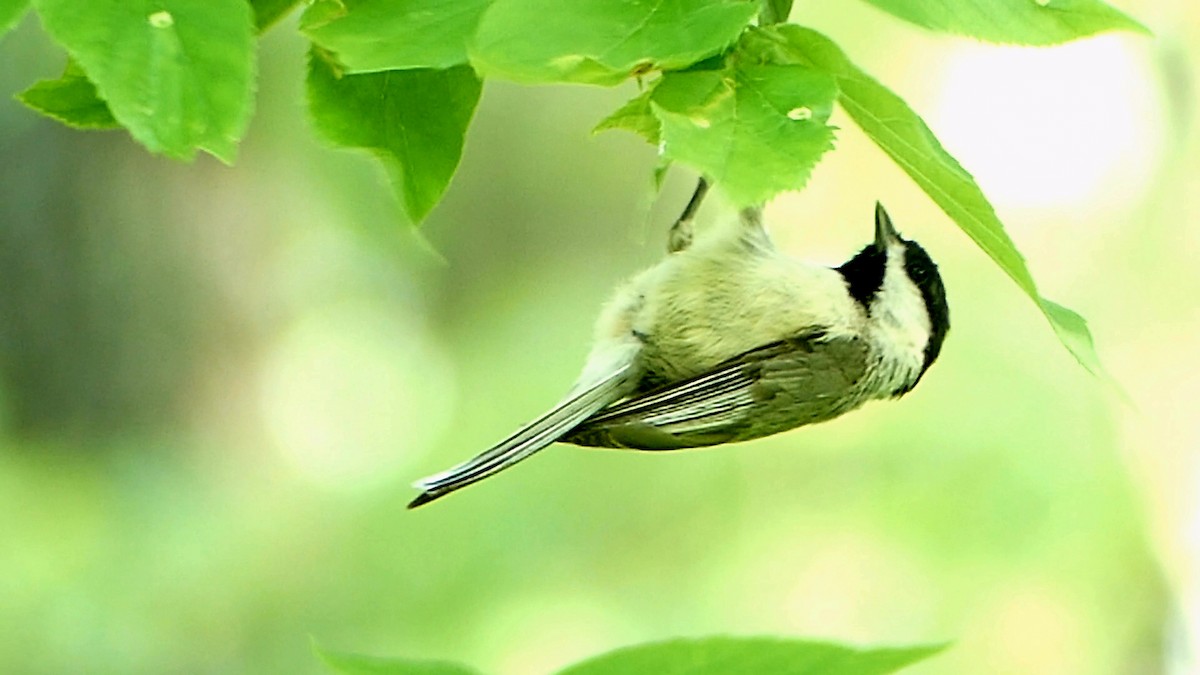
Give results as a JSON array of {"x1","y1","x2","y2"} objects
[{"x1": 0, "y1": 1, "x2": 1196, "y2": 673}]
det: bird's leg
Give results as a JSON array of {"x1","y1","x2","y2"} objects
[
  {"x1": 668, "y1": 177, "x2": 709, "y2": 253},
  {"x1": 736, "y1": 205, "x2": 774, "y2": 251},
  {"x1": 739, "y1": 206, "x2": 764, "y2": 229}
]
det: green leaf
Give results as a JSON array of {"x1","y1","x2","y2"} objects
[
  {"x1": 251, "y1": 0, "x2": 303, "y2": 33},
  {"x1": 1039, "y1": 299, "x2": 1105, "y2": 380},
  {"x1": 594, "y1": 87, "x2": 661, "y2": 144},
  {"x1": 314, "y1": 643, "x2": 483, "y2": 675},
  {"x1": 29, "y1": 0, "x2": 256, "y2": 162},
  {"x1": 650, "y1": 61, "x2": 837, "y2": 206},
  {"x1": 753, "y1": 25, "x2": 1106, "y2": 375},
  {"x1": 653, "y1": 161, "x2": 672, "y2": 191},
  {"x1": 759, "y1": 0, "x2": 793, "y2": 24},
  {"x1": 856, "y1": 0, "x2": 1149, "y2": 45},
  {"x1": 470, "y1": 0, "x2": 759, "y2": 85},
  {"x1": 302, "y1": 0, "x2": 492, "y2": 72},
  {"x1": 556, "y1": 637, "x2": 947, "y2": 675},
  {"x1": 17, "y1": 59, "x2": 118, "y2": 129},
  {"x1": 0, "y1": 0, "x2": 28, "y2": 40},
  {"x1": 307, "y1": 51, "x2": 482, "y2": 224}
]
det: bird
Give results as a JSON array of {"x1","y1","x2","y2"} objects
[{"x1": 408, "y1": 199, "x2": 949, "y2": 508}]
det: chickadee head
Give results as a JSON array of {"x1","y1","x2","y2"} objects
[{"x1": 838, "y1": 203, "x2": 950, "y2": 394}]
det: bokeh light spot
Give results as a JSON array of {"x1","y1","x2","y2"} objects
[
  {"x1": 258, "y1": 303, "x2": 454, "y2": 490},
  {"x1": 933, "y1": 36, "x2": 1162, "y2": 210}
]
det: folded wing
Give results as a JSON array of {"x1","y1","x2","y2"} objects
[{"x1": 564, "y1": 334, "x2": 868, "y2": 450}]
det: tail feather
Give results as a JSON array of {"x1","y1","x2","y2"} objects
[{"x1": 408, "y1": 364, "x2": 633, "y2": 508}]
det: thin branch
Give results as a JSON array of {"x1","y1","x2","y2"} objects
[{"x1": 667, "y1": 177, "x2": 709, "y2": 253}]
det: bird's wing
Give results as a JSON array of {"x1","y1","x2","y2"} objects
[
  {"x1": 564, "y1": 334, "x2": 868, "y2": 450},
  {"x1": 408, "y1": 343, "x2": 638, "y2": 508}
]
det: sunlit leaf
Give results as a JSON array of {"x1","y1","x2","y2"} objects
[
  {"x1": 315, "y1": 643, "x2": 483, "y2": 675},
  {"x1": 17, "y1": 59, "x2": 118, "y2": 129},
  {"x1": 593, "y1": 87, "x2": 661, "y2": 144},
  {"x1": 749, "y1": 25, "x2": 1106, "y2": 375},
  {"x1": 307, "y1": 51, "x2": 481, "y2": 224},
  {"x1": 29, "y1": 0, "x2": 256, "y2": 162},
  {"x1": 0, "y1": 0, "x2": 28, "y2": 40},
  {"x1": 470, "y1": 0, "x2": 758, "y2": 85},
  {"x1": 556, "y1": 637, "x2": 947, "y2": 675},
  {"x1": 856, "y1": 0, "x2": 1149, "y2": 45},
  {"x1": 251, "y1": 0, "x2": 302, "y2": 33},
  {"x1": 650, "y1": 62, "x2": 837, "y2": 206},
  {"x1": 1039, "y1": 299, "x2": 1105, "y2": 380},
  {"x1": 302, "y1": 0, "x2": 492, "y2": 72}
]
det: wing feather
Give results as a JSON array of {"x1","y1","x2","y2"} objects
[{"x1": 565, "y1": 334, "x2": 868, "y2": 450}]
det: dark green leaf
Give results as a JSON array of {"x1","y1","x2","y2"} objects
[
  {"x1": 470, "y1": 0, "x2": 758, "y2": 85},
  {"x1": 29, "y1": 0, "x2": 256, "y2": 162},
  {"x1": 314, "y1": 643, "x2": 482, "y2": 675},
  {"x1": 650, "y1": 61, "x2": 837, "y2": 206},
  {"x1": 759, "y1": 0, "x2": 793, "y2": 24},
  {"x1": 307, "y1": 51, "x2": 481, "y2": 224},
  {"x1": 556, "y1": 637, "x2": 946, "y2": 675},
  {"x1": 594, "y1": 87, "x2": 661, "y2": 144},
  {"x1": 17, "y1": 59, "x2": 118, "y2": 129},
  {"x1": 754, "y1": 25, "x2": 1106, "y2": 375},
  {"x1": 251, "y1": 0, "x2": 302, "y2": 33},
  {"x1": 856, "y1": 0, "x2": 1148, "y2": 45},
  {"x1": 302, "y1": 0, "x2": 492, "y2": 72},
  {"x1": 0, "y1": 0, "x2": 28, "y2": 39}
]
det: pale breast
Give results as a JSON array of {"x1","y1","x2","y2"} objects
[{"x1": 632, "y1": 247, "x2": 864, "y2": 381}]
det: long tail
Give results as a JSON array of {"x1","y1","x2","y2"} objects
[{"x1": 408, "y1": 365, "x2": 633, "y2": 508}]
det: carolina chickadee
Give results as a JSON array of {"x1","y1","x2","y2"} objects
[{"x1": 409, "y1": 202, "x2": 949, "y2": 508}]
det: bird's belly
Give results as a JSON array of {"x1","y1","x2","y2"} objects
[{"x1": 633, "y1": 260, "x2": 859, "y2": 382}]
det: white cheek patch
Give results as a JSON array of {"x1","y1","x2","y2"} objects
[{"x1": 868, "y1": 246, "x2": 932, "y2": 379}]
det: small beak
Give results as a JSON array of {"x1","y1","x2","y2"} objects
[{"x1": 874, "y1": 202, "x2": 899, "y2": 251}]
